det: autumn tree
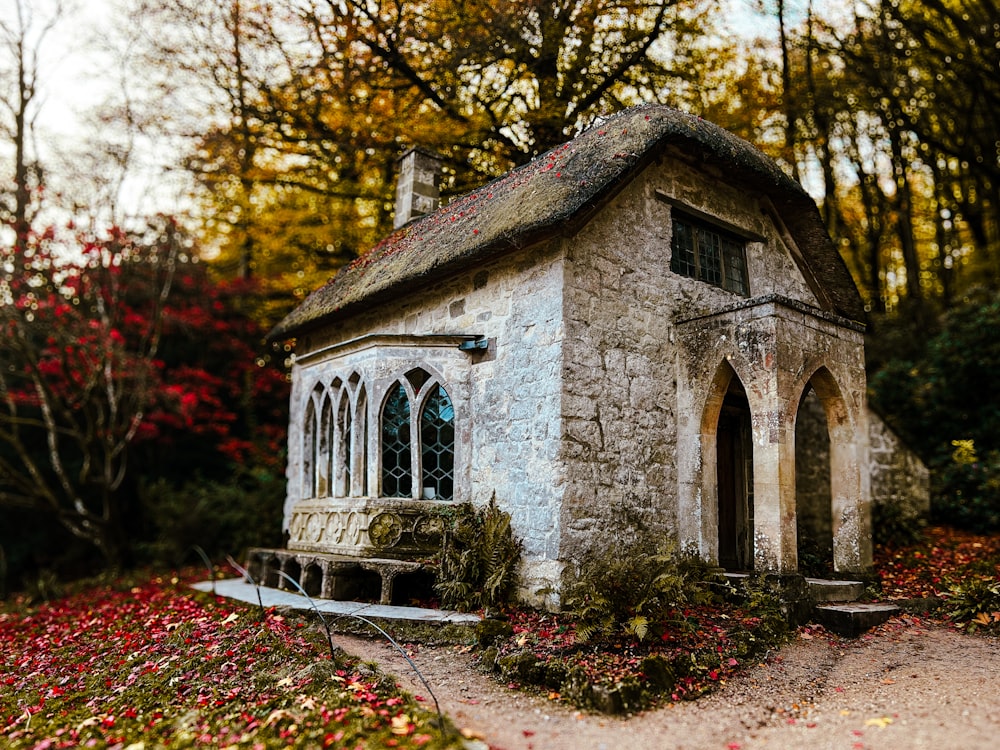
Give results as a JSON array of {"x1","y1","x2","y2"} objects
[
  {"x1": 122, "y1": 0, "x2": 723, "y2": 324},
  {"x1": 0, "y1": 220, "x2": 288, "y2": 569},
  {"x1": 0, "y1": 221, "x2": 181, "y2": 566},
  {"x1": 321, "y1": 0, "x2": 717, "y2": 164},
  {"x1": 781, "y1": 0, "x2": 1000, "y2": 313}
]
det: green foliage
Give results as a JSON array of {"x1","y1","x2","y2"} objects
[
  {"x1": 795, "y1": 535, "x2": 835, "y2": 579},
  {"x1": 869, "y1": 292, "x2": 1000, "y2": 531},
  {"x1": 872, "y1": 501, "x2": 926, "y2": 548},
  {"x1": 731, "y1": 576, "x2": 791, "y2": 646},
  {"x1": 137, "y1": 470, "x2": 285, "y2": 567},
  {"x1": 434, "y1": 496, "x2": 523, "y2": 612},
  {"x1": 932, "y1": 442, "x2": 1000, "y2": 531},
  {"x1": 945, "y1": 578, "x2": 1000, "y2": 634},
  {"x1": 563, "y1": 544, "x2": 722, "y2": 643}
]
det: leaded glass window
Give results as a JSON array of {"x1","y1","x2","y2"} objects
[
  {"x1": 355, "y1": 387, "x2": 368, "y2": 497},
  {"x1": 381, "y1": 383, "x2": 412, "y2": 497},
  {"x1": 336, "y1": 392, "x2": 352, "y2": 497},
  {"x1": 420, "y1": 384, "x2": 454, "y2": 501},
  {"x1": 316, "y1": 395, "x2": 333, "y2": 496},
  {"x1": 670, "y1": 212, "x2": 749, "y2": 296},
  {"x1": 304, "y1": 397, "x2": 318, "y2": 497}
]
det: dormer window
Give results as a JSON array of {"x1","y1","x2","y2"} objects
[{"x1": 671, "y1": 211, "x2": 749, "y2": 296}]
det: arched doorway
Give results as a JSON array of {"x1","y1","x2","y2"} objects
[
  {"x1": 795, "y1": 385, "x2": 834, "y2": 575},
  {"x1": 717, "y1": 378, "x2": 753, "y2": 571},
  {"x1": 793, "y1": 367, "x2": 863, "y2": 575}
]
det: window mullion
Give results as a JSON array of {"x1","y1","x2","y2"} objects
[{"x1": 410, "y1": 393, "x2": 422, "y2": 500}]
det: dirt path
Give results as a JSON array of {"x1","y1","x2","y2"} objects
[{"x1": 335, "y1": 617, "x2": 1000, "y2": 749}]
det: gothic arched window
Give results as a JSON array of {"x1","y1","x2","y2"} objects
[
  {"x1": 420, "y1": 384, "x2": 454, "y2": 501},
  {"x1": 336, "y1": 390, "x2": 352, "y2": 497},
  {"x1": 379, "y1": 369, "x2": 455, "y2": 501},
  {"x1": 381, "y1": 383, "x2": 412, "y2": 497}
]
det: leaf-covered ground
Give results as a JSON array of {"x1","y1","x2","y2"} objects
[
  {"x1": 478, "y1": 525, "x2": 1000, "y2": 709},
  {"x1": 2, "y1": 526, "x2": 998, "y2": 748},
  {"x1": 0, "y1": 571, "x2": 459, "y2": 749},
  {"x1": 490, "y1": 600, "x2": 774, "y2": 706},
  {"x1": 875, "y1": 525, "x2": 1000, "y2": 599}
]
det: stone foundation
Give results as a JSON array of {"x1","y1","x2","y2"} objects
[
  {"x1": 286, "y1": 496, "x2": 447, "y2": 560},
  {"x1": 246, "y1": 548, "x2": 428, "y2": 606}
]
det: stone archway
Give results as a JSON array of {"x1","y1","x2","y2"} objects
[
  {"x1": 716, "y1": 377, "x2": 754, "y2": 571},
  {"x1": 793, "y1": 366, "x2": 868, "y2": 574},
  {"x1": 676, "y1": 296, "x2": 871, "y2": 577},
  {"x1": 689, "y1": 359, "x2": 757, "y2": 570},
  {"x1": 795, "y1": 385, "x2": 833, "y2": 575}
]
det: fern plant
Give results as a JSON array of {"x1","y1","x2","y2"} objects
[
  {"x1": 434, "y1": 495, "x2": 523, "y2": 612},
  {"x1": 946, "y1": 577, "x2": 1000, "y2": 633},
  {"x1": 563, "y1": 544, "x2": 720, "y2": 643}
]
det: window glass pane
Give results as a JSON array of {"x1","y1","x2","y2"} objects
[
  {"x1": 722, "y1": 236, "x2": 748, "y2": 295},
  {"x1": 420, "y1": 384, "x2": 454, "y2": 501},
  {"x1": 336, "y1": 393, "x2": 351, "y2": 496},
  {"x1": 698, "y1": 228, "x2": 722, "y2": 285},
  {"x1": 357, "y1": 388, "x2": 368, "y2": 497},
  {"x1": 318, "y1": 397, "x2": 333, "y2": 496},
  {"x1": 670, "y1": 212, "x2": 749, "y2": 296},
  {"x1": 670, "y1": 219, "x2": 697, "y2": 278},
  {"x1": 381, "y1": 383, "x2": 412, "y2": 497},
  {"x1": 304, "y1": 399, "x2": 317, "y2": 497}
]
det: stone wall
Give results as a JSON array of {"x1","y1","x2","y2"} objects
[
  {"x1": 286, "y1": 242, "x2": 568, "y2": 607},
  {"x1": 558, "y1": 177, "x2": 680, "y2": 573},
  {"x1": 868, "y1": 410, "x2": 930, "y2": 522},
  {"x1": 558, "y1": 151, "x2": 839, "y2": 580}
]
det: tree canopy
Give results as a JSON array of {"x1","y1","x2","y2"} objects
[{"x1": 122, "y1": 0, "x2": 729, "y2": 324}]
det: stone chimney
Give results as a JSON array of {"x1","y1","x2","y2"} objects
[{"x1": 394, "y1": 147, "x2": 442, "y2": 229}]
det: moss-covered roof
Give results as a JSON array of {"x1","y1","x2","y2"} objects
[{"x1": 269, "y1": 104, "x2": 864, "y2": 340}]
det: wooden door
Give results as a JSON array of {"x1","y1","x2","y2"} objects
[
  {"x1": 717, "y1": 412, "x2": 739, "y2": 570},
  {"x1": 717, "y1": 402, "x2": 752, "y2": 570}
]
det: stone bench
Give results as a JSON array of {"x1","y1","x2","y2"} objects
[{"x1": 246, "y1": 547, "x2": 425, "y2": 605}]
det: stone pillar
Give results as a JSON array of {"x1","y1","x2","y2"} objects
[
  {"x1": 750, "y1": 397, "x2": 799, "y2": 574},
  {"x1": 830, "y1": 413, "x2": 872, "y2": 573}
]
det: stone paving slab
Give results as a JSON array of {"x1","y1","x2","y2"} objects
[
  {"x1": 192, "y1": 578, "x2": 481, "y2": 626},
  {"x1": 805, "y1": 577, "x2": 866, "y2": 602},
  {"x1": 814, "y1": 601, "x2": 900, "y2": 637}
]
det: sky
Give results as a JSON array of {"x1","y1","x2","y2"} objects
[
  {"x1": 5, "y1": 1, "x2": 113, "y2": 145},
  {"x1": 1, "y1": 0, "x2": 191, "y2": 227}
]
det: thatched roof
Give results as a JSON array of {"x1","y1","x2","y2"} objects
[{"x1": 269, "y1": 104, "x2": 864, "y2": 340}]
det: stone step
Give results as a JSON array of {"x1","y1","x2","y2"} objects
[
  {"x1": 805, "y1": 577, "x2": 866, "y2": 603},
  {"x1": 723, "y1": 572, "x2": 751, "y2": 587},
  {"x1": 813, "y1": 602, "x2": 900, "y2": 637}
]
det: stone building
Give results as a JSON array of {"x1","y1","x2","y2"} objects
[{"x1": 259, "y1": 104, "x2": 925, "y2": 609}]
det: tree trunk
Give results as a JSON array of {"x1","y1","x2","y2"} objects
[{"x1": 887, "y1": 129, "x2": 924, "y2": 310}]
